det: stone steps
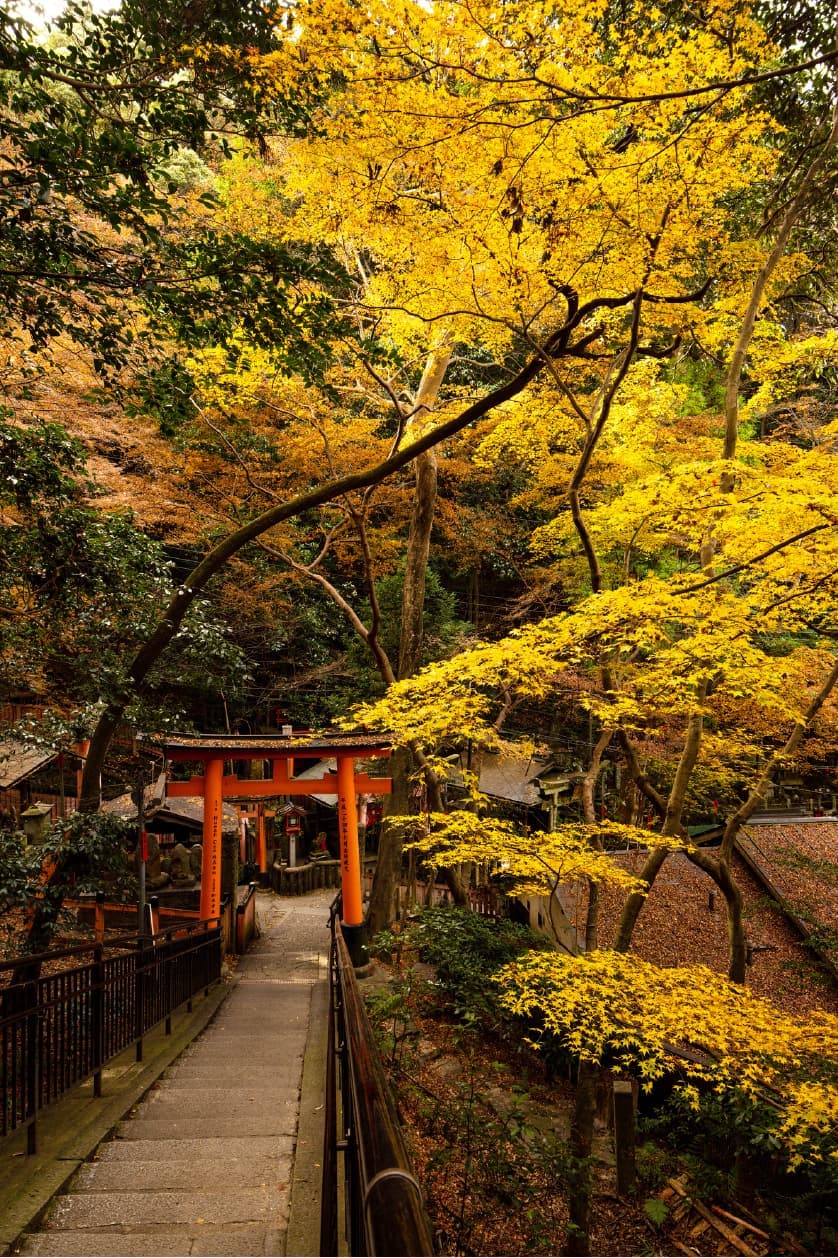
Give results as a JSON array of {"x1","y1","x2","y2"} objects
[{"x1": 18, "y1": 889, "x2": 333, "y2": 1258}]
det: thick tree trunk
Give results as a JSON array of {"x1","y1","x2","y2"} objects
[
  {"x1": 582, "y1": 729, "x2": 613, "y2": 951},
  {"x1": 725, "y1": 876, "x2": 748, "y2": 985},
  {"x1": 565, "y1": 1060, "x2": 599, "y2": 1256},
  {"x1": 366, "y1": 746, "x2": 412, "y2": 937},
  {"x1": 365, "y1": 743, "x2": 466, "y2": 935},
  {"x1": 366, "y1": 823, "x2": 408, "y2": 940},
  {"x1": 398, "y1": 449, "x2": 438, "y2": 680},
  {"x1": 366, "y1": 339, "x2": 458, "y2": 923},
  {"x1": 398, "y1": 341, "x2": 451, "y2": 680}
]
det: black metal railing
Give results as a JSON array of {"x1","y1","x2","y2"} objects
[
  {"x1": 321, "y1": 900, "x2": 434, "y2": 1257},
  {"x1": 1, "y1": 921, "x2": 222, "y2": 1153}
]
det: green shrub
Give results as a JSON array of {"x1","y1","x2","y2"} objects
[{"x1": 403, "y1": 905, "x2": 549, "y2": 1028}]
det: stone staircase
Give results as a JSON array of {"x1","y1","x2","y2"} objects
[{"x1": 17, "y1": 890, "x2": 333, "y2": 1258}]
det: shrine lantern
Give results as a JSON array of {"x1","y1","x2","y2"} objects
[
  {"x1": 279, "y1": 803, "x2": 306, "y2": 834},
  {"x1": 278, "y1": 803, "x2": 307, "y2": 869}
]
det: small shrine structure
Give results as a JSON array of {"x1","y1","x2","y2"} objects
[{"x1": 147, "y1": 733, "x2": 392, "y2": 945}]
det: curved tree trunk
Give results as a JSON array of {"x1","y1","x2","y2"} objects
[
  {"x1": 75, "y1": 282, "x2": 700, "y2": 809},
  {"x1": 614, "y1": 702, "x2": 705, "y2": 951},
  {"x1": 687, "y1": 847, "x2": 748, "y2": 982},
  {"x1": 723, "y1": 98, "x2": 838, "y2": 469},
  {"x1": 691, "y1": 657, "x2": 838, "y2": 982}
]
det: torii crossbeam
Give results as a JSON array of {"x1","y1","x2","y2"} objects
[{"x1": 147, "y1": 733, "x2": 392, "y2": 940}]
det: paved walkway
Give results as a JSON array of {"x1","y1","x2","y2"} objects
[{"x1": 13, "y1": 889, "x2": 334, "y2": 1258}]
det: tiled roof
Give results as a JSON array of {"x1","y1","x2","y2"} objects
[
  {"x1": 738, "y1": 821, "x2": 838, "y2": 947},
  {"x1": 0, "y1": 737, "x2": 57, "y2": 789},
  {"x1": 449, "y1": 752, "x2": 549, "y2": 806},
  {"x1": 103, "y1": 785, "x2": 239, "y2": 836}
]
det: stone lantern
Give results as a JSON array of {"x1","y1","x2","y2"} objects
[{"x1": 21, "y1": 801, "x2": 53, "y2": 844}]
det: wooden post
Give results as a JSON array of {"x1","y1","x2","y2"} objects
[
  {"x1": 137, "y1": 774, "x2": 147, "y2": 940},
  {"x1": 25, "y1": 980, "x2": 40, "y2": 1155},
  {"x1": 75, "y1": 739, "x2": 90, "y2": 806},
  {"x1": 256, "y1": 806, "x2": 267, "y2": 875},
  {"x1": 94, "y1": 890, "x2": 105, "y2": 943},
  {"x1": 337, "y1": 755, "x2": 364, "y2": 927},
  {"x1": 200, "y1": 757, "x2": 224, "y2": 925},
  {"x1": 613, "y1": 1080, "x2": 636, "y2": 1195}
]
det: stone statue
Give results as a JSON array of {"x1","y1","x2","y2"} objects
[
  {"x1": 169, "y1": 842, "x2": 195, "y2": 887},
  {"x1": 131, "y1": 832, "x2": 170, "y2": 890},
  {"x1": 189, "y1": 843, "x2": 203, "y2": 879}
]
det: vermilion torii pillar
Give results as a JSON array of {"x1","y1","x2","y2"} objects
[
  {"x1": 336, "y1": 754, "x2": 364, "y2": 927},
  {"x1": 199, "y1": 757, "x2": 224, "y2": 925},
  {"x1": 149, "y1": 733, "x2": 392, "y2": 943}
]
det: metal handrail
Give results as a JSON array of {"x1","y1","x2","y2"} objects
[
  {"x1": 0, "y1": 934, "x2": 147, "y2": 972},
  {"x1": 0, "y1": 913, "x2": 232, "y2": 976},
  {"x1": 322, "y1": 900, "x2": 434, "y2": 1256},
  {"x1": 1, "y1": 924, "x2": 223, "y2": 1153}
]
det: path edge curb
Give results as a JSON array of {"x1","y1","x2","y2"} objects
[{"x1": 285, "y1": 978, "x2": 329, "y2": 1257}]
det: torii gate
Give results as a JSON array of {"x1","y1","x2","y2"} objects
[{"x1": 152, "y1": 733, "x2": 392, "y2": 947}]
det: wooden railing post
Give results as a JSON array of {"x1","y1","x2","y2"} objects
[
  {"x1": 94, "y1": 890, "x2": 105, "y2": 942},
  {"x1": 613, "y1": 1080, "x2": 637, "y2": 1195}
]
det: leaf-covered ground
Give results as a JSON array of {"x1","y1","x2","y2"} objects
[
  {"x1": 362, "y1": 957, "x2": 656, "y2": 1256},
  {"x1": 566, "y1": 850, "x2": 838, "y2": 1018},
  {"x1": 362, "y1": 902, "x2": 836, "y2": 1257}
]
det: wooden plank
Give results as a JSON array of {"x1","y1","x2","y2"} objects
[
  {"x1": 689, "y1": 1199, "x2": 757, "y2": 1256},
  {"x1": 668, "y1": 1181, "x2": 758, "y2": 1257},
  {"x1": 711, "y1": 1206, "x2": 769, "y2": 1241}
]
